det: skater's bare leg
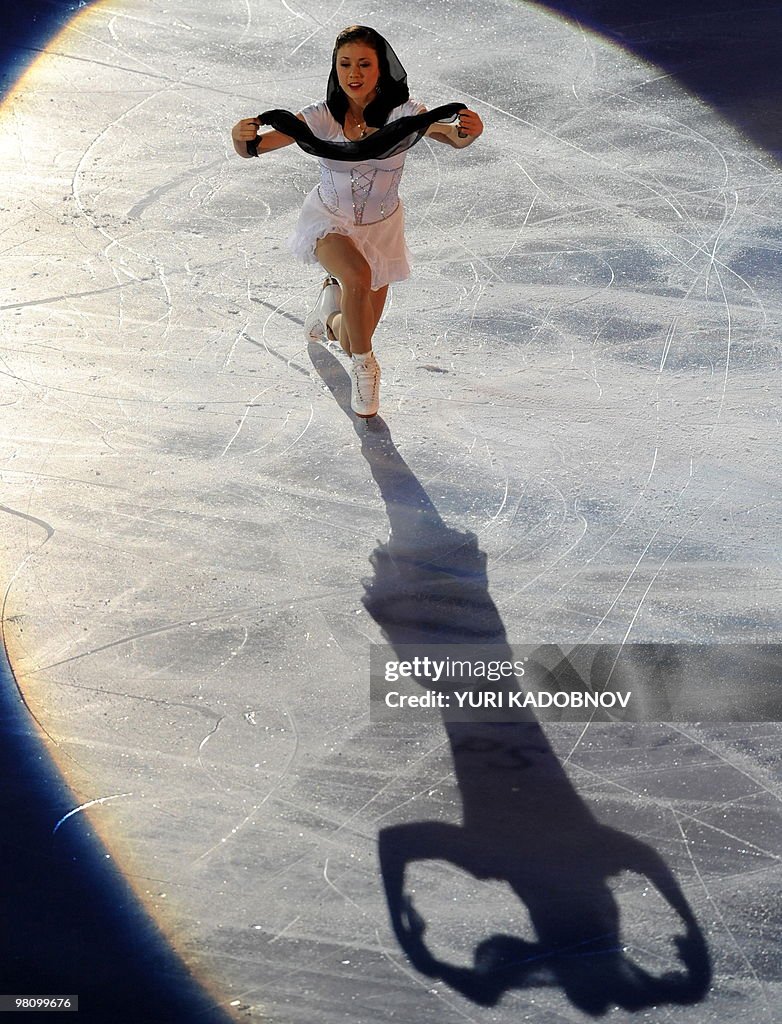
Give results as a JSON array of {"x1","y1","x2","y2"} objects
[
  {"x1": 328, "y1": 284, "x2": 388, "y2": 353},
  {"x1": 369, "y1": 284, "x2": 389, "y2": 331},
  {"x1": 315, "y1": 234, "x2": 377, "y2": 356}
]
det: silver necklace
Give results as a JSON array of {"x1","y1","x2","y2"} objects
[{"x1": 350, "y1": 111, "x2": 367, "y2": 138}]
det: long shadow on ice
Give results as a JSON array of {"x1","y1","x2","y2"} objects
[{"x1": 308, "y1": 343, "x2": 711, "y2": 1013}]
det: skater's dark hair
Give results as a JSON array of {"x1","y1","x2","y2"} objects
[
  {"x1": 326, "y1": 26, "x2": 410, "y2": 128},
  {"x1": 256, "y1": 24, "x2": 463, "y2": 162}
]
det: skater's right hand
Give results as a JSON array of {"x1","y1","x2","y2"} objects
[
  {"x1": 232, "y1": 117, "x2": 260, "y2": 143},
  {"x1": 231, "y1": 114, "x2": 301, "y2": 157}
]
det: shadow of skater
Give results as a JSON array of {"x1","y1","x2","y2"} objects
[{"x1": 308, "y1": 344, "x2": 711, "y2": 1013}]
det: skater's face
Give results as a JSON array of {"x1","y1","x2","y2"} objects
[{"x1": 336, "y1": 42, "x2": 380, "y2": 106}]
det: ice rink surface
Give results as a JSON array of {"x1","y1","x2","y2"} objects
[{"x1": 1, "y1": 0, "x2": 780, "y2": 1020}]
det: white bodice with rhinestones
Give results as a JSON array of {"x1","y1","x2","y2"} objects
[
  {"x1": 316, "y1": 159, "x2": 405, "y2": 225},
  {"x1": 298, "y1": 99, "x2": 425, "y2": 226}
]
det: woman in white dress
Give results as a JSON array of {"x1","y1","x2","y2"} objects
[{"x1": 231, "y1": 25, "x2": 483, "y2": 417}]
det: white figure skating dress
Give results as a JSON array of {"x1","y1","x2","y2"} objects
[{"x1": 287, "y1": 98, "x2": 426, "y2": 290}]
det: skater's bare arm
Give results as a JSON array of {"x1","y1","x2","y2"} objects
[
  {"x1": 425, "y1": 107, "x2": 483, "y2": 148},
  {"x1": 231, "y1": 114, "x2": 306, "y2": 158}
]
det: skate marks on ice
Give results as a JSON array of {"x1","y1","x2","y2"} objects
[
  {"x1": 0, "y1": 0, "x2": 780, "y2": 1020},
  {"x1": 308, "y1": 342, "x2": 710, "y2": 1013},
  {"x1": 524, "y1": 0, "x2": 782, "y2": 160},
  {"x1": 0, "y1": 652, "x2": 237, "y2": 1024}
]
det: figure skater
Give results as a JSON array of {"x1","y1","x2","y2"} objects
[{"x1": 231, "y1": 25, "x2": 483, "y2": 417}]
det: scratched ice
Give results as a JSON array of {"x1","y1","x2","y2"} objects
[{"x1": 0, "y1": 0, "x2": 780, "y2": 1021}]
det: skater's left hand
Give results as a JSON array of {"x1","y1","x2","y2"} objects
[{"x1": 457, "y1": 108, "x2": 483, "y2": 139}]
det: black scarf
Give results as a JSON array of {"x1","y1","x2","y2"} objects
[{"x1": 249, "y1": 103, "x2": 466, "y2": 161}]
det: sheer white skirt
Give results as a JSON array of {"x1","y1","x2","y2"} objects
[{"x1": 287, "y1": 188, "x2": 412, "y2": 291}]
